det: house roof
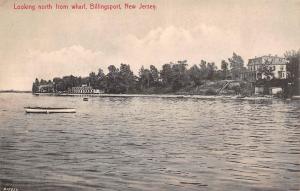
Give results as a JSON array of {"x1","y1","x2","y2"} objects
[{"x1": 248, "y1": 55, "x2": 288, "y2": 66}]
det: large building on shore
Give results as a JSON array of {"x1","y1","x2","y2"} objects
[
  {"x1": 69, "y1": 85, "x2": 104, "y2": 94},
  {"x1": 247, "y1": 55, "x2": 289, "y2": 81}
]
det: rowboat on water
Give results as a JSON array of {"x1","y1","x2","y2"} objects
[{"x1": 24, "y1": 107, "x2": 76, "y2": 114}]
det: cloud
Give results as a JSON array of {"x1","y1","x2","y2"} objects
[
  {"x1": 115, "y1": 24, "x2": 239, "y2": 72},
  {"x1": 0, "y1": 25, "x2": 236, "y2": 90},
  {"x1": 1, "y1": 22, "x2": 298, "y2": 90},
  {"x1": 26, "y1": 45, "x2": 104, "y2": 78},
  {"x1": 0, "y1": 45, "x2": 108, "y2": 90},
  {"x1": 117, "y1": 26, "x2": 196, "y2": 68}
]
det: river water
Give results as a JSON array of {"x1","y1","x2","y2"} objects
[{"x1": 0, "y1": 93, "x2": 299, "y2": 191}]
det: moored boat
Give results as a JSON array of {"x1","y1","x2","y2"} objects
[{"x1": 25, "y1": 107, "x2": 76, "y2": 114}]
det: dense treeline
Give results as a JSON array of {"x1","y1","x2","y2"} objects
[
  {"x1": 32, "y1": 50, "x2": 300, "y2": 95},
  {"x1": 32, "y1": 60, "x2": 229, "y2": 94},
  {"x1": 32, "y1": 51, "x2": 244, "y2": 94},
  {"x1": 284, "y1": 49, "x2": 300, "y2": 95}
]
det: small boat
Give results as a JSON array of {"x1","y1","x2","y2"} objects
[
  {"x1": 24, "y1": 107, "x2": 76, "y2": 114},
  {"x1": 83, "y1": 97, "x2": 88, "y2": 101}
]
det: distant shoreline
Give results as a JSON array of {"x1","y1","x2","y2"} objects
[
  {"x1": 0, "y1": 90, "x2": 31, "y2": 93},
  {"x1": 1, "y1": 91, "x2": 299, "y2": 100},
  {"x1": 32, "y1": 92, "x2": 279, "y2": 101}
]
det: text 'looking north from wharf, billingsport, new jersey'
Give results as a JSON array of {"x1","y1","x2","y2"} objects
[{"x1": 13, "y1": 2, "x2": 157, "y2": 11}]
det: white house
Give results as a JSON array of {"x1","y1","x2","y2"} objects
[
  {"x1": 247, "y1": 55, "x2": 288, "y2": 80},
  {"x1": 70, "y1": 84, "x2": 104, "y2": 94}
]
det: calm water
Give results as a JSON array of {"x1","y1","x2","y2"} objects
[{"x1": 0, "y1": 93, "x2": 299, "y2": 191}]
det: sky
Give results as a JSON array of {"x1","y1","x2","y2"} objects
[{"x1": 0, "y1": 0, "x2": 299, "y2": 90}]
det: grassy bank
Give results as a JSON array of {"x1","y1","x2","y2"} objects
[{"x1": 134, "y1": 80, "x2": 254, "y2": 96}]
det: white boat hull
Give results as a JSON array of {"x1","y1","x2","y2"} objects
[{"x1": 25, "y1": 108, "x2": 76, "y2": 113}]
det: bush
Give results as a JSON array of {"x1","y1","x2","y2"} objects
[
  {"x1": 205, "y1": 88, "x2": 217, "y2": 95},
  {"x1": 274, "y1": 91, "x2": 283, "y2": 98}
]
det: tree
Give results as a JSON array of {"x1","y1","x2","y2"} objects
[
  {"x1": 150, "y1": 65, "x2": 160, "y2": 86},
  {"x1": 119, "y1": 63, "x2": 136, "y2": 92},
  {"x1": 214, "y1": 69, "x2": 224, "y2": 81},
  {"x1": 97, "y1": 68, "x2": 105, "y2": 79},
  {"x1": 62, "y1": 75, "x2": 76, "y2": 91},
  {"x1": 199, "y1": 60, "x2": 209, "y2": 80},
  {"x1": 81, "y1": 77, "x2": 89, "y2": 86},
  {"x1": 160, "y1": 63, "x2": 173, "y2": 87},
  {"x1": 285, "y1": 49, "x2": 300, "y2": 80},
  {"x1": 139, "y1": 66, "x2": 152, "y2": 89},
  {"x1": 228, "y1": 52, "x2": 244, "y2": 69},
  {"x1": 75, "y1": 76, "x2": 82, "y2": 87},
  {"x1": 106, "y1": 65, "x2": 121, "y2": 93},
  {"x1": 171, "y1": 60, "x2": 190, "y2": 90},
  {"x1": 284, "y1": 49, "x2": 300, "y2": 95},
  {"x1": 228, "y1": 52, "x2": 244, "y2": 80},
  {"x1": 53, "y1": 77, "x2": 64, "y2": 92},
  {"x1": 32, "y1": 78, "x2": 39, "y2": 93},
  {"x1": 40, "y1": 79, "x2": 47, "y2": 85},
  {"x1": 188, "y1": 64, "x2": 202, "y2": 85},
  {"x1": 96, "y1": 68, "x2": 106, "y2": 90},
  {"x1": 88, "y1": 72, "x2": 97, "y2": 88},
  {"x1": 207, "y1": 62, "x2": 217, "y2": 80},
  {"x1": 221, "y1": 60, "x2": 229, "y2": 80}
]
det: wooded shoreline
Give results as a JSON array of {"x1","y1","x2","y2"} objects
[{"x1": 31, "y1": 51, "x2": 300, "y2": 97}]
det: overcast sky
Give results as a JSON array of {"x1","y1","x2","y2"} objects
[{"x1": 0, "y1": 0, "x2": 299, "y2": 90}]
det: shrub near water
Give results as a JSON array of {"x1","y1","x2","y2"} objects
[{"x1": 205, "y1": 88, "x2": 217, "y2": 95}]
